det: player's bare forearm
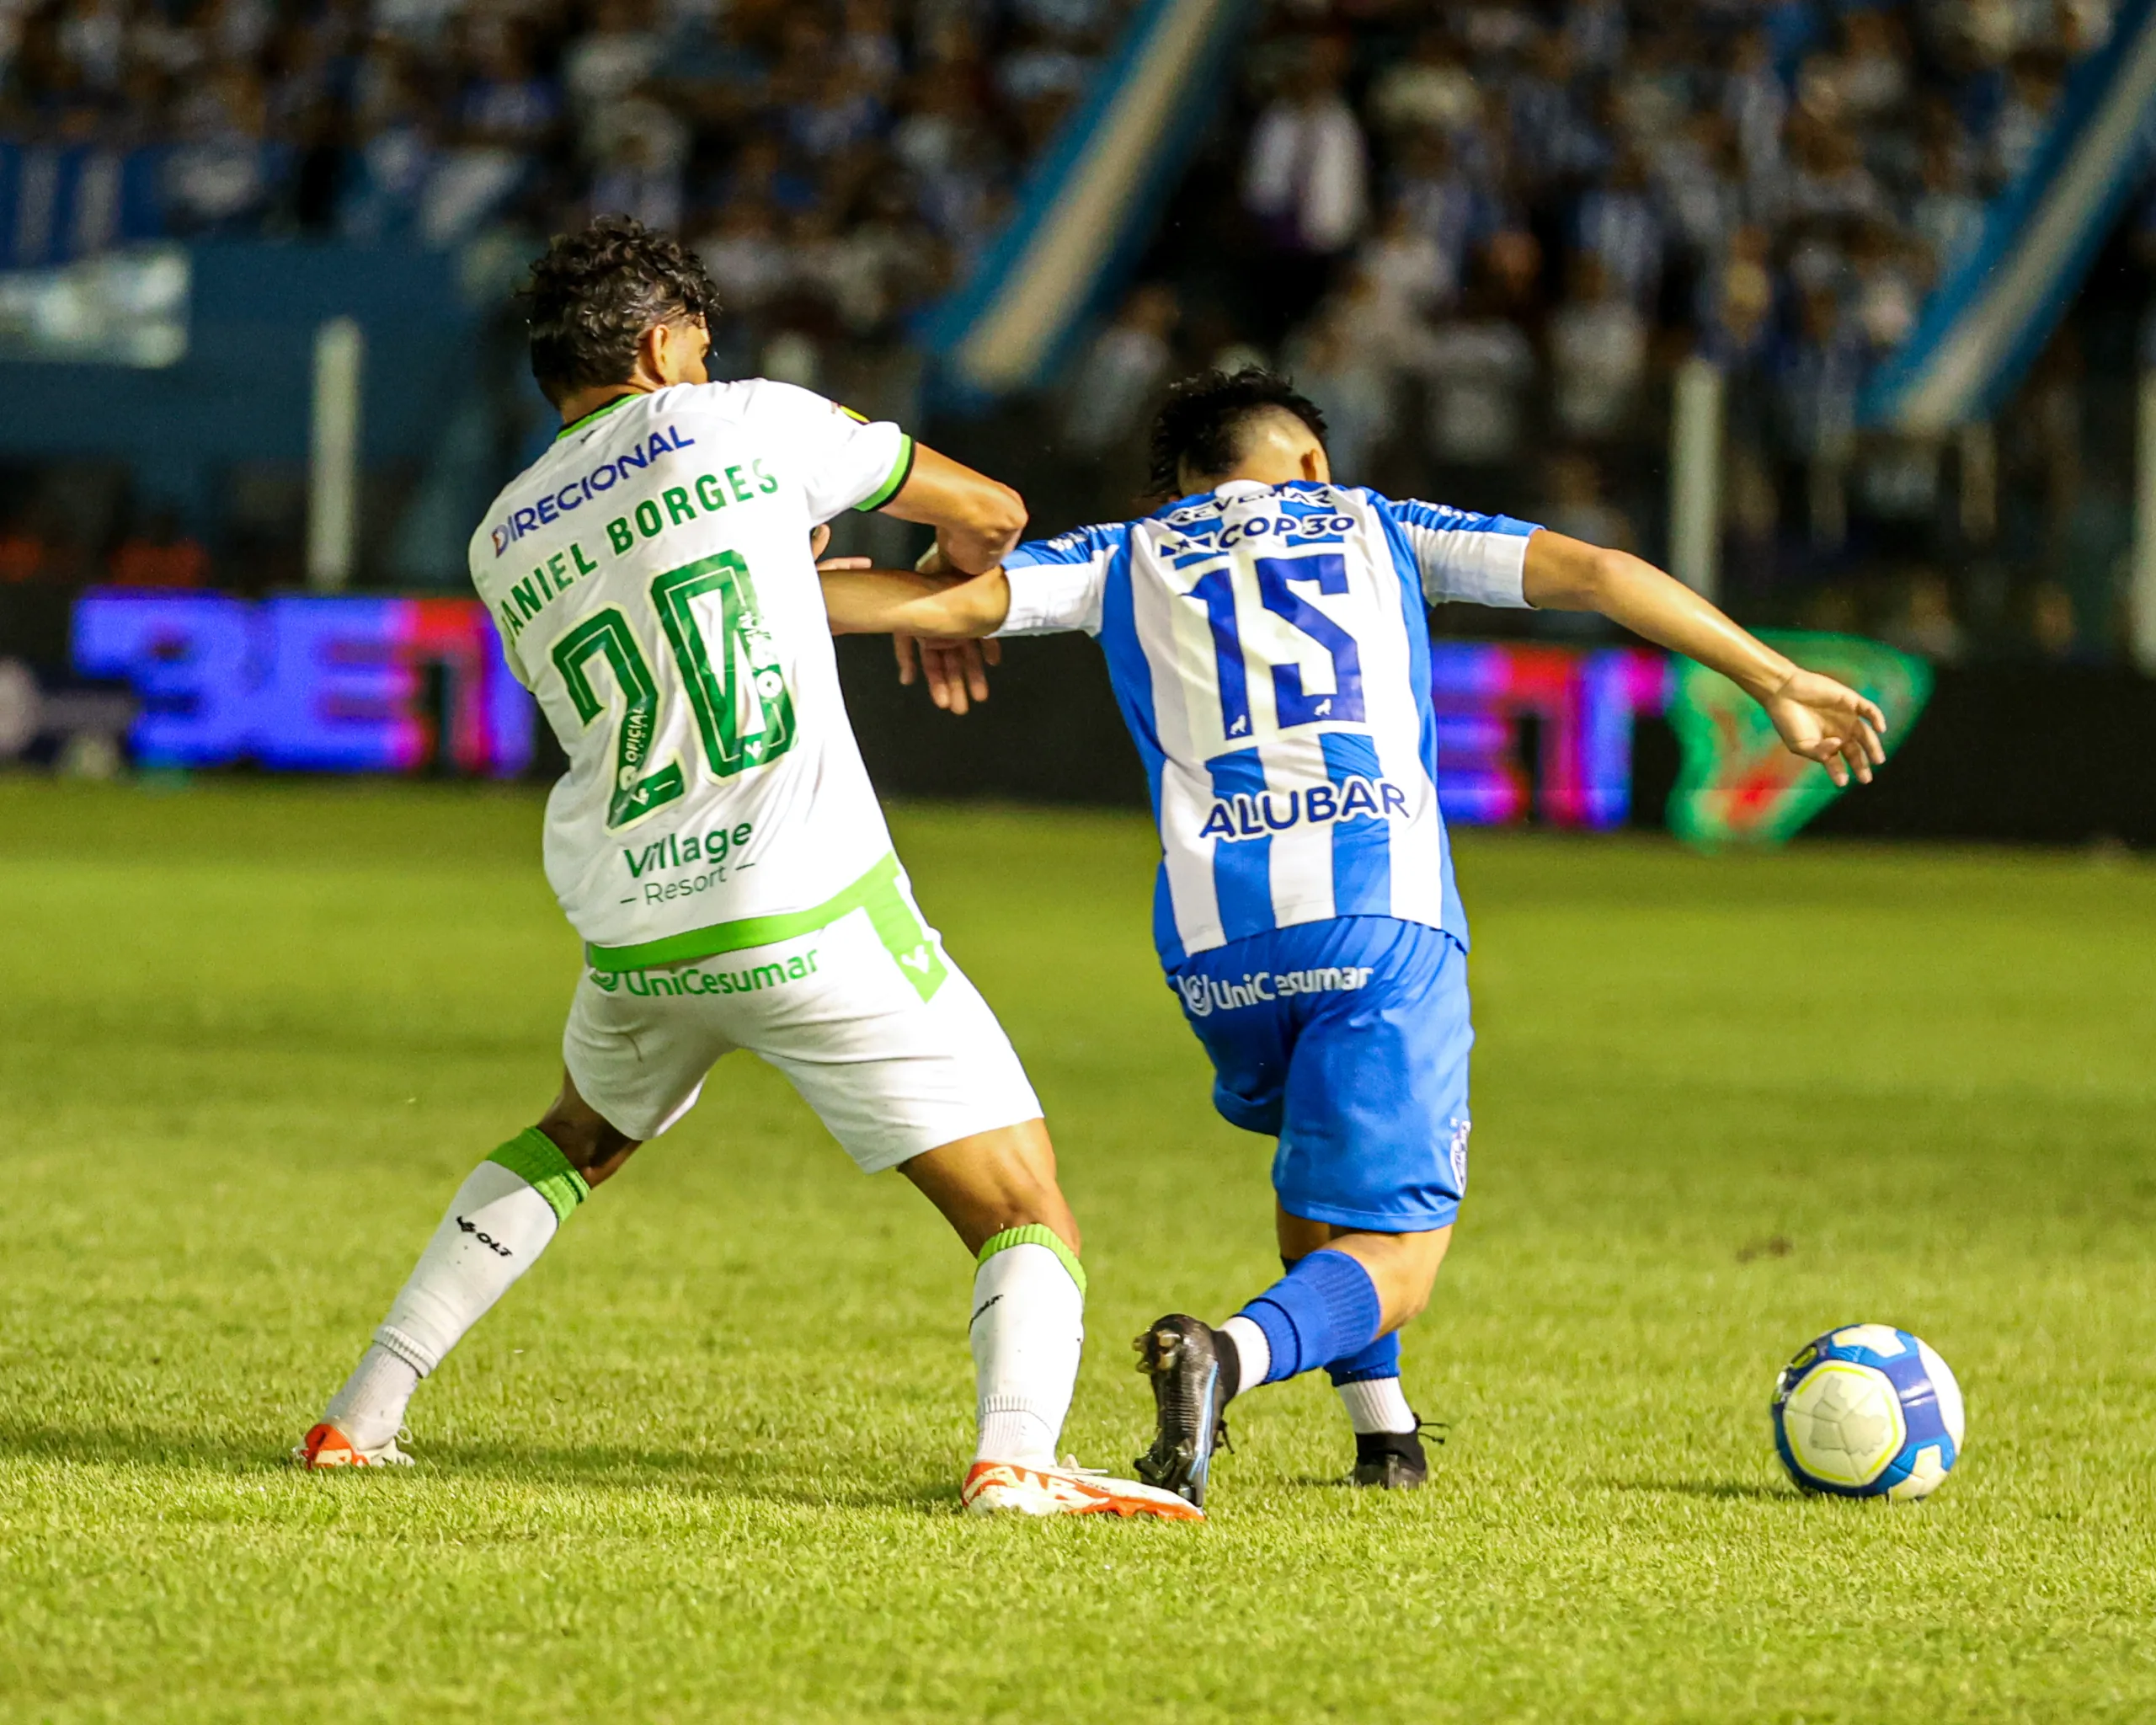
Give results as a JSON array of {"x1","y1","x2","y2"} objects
[
  {"x1": 819, "y1": 568, "x2": 1011, "y2": 638},
  {"x1": 1521, "y1": 530, "x2": 1888, "y2": 787},
  {"x1": 1523, "y1": 531, "x2": 1792, "y2": 697},
  {"x1": 876, "y1": 445, "x2": 1027, "y2": 574}
]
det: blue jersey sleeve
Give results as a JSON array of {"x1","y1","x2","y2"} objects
[
  {"x1": 1383, "y1": 496, "x2": 1540, "y2": 609},
  {"x1": 995, "y1": 521, "x2": 1125, "y2": 637}
]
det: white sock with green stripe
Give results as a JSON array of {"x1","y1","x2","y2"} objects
[
  {"x1": 322, "y1": 1129, "x2": 590, "y2": 1449},
  {"x1": 969, "y1": 1225, "x2": 1086, "y2": 1469}
]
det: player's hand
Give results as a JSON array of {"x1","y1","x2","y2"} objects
[
  {"x1": 811, "y1": 526, "x2": 873, "y2": 578},
  {"x1": 1759, "y1": 669, "x2": 1887, "y2": 788},
  {"x1": 808, "y1": 526, "x2": 870, "y2": 575},
  {"x1": 896, "y1": 541, "x2": 999, "y2": 712},
  {"x1": 894, "y1": 633, "x2": 1001, "y2": 714}
]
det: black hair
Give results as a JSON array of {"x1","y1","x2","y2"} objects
[
  {"x1": 521, "y1": 216, "x2": 720, "y2": 402},
  {"x1": 1145, "y1": 366, "x2": 1329, "y2": 499}
]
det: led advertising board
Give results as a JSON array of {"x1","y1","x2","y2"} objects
[
  {"x1": 72, "y1": 590, "x2": 534, "y2": 776},
  {"x1": 70, "y1": 594, "x2": 1928, "y2": 844}
]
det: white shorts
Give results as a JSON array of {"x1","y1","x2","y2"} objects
[{"x1": 562, "y1": 886, "x2": 1042, "y2": 1172}]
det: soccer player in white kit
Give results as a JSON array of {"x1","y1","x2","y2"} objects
[{"x1": 291, "y1": 219, "x2": 1196, "y2": 1520}]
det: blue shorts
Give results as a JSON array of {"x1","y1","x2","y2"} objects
[{"x1": 1167, "y1": 916, "x2": 1472, "y2": 1233}]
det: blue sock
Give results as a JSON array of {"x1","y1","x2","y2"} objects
[
  {"x1": 1237, "y1": 1249, "x2": 1382, "y2": 1386},
  {"x1": 1277, "y1": 1258, "x2": 1401, "y2": 1386},
  {"x1": 1326, "y1": 1330, "x2": 1402, "y2": 1387}
]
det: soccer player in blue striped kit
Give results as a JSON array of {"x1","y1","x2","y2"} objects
[{"x1": 823, "y1": 368, "x2": 1886, "y2": 1508}]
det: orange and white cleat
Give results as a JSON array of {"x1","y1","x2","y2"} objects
[
  {"x1": 961, "y1": 1459, "x2": 1203, "y2": 1520},
  {"x1": 289, "y1": 1421, "x2": 414, "y2": 1470}
]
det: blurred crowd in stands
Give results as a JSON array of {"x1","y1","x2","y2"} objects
[
  {"x1": 0, "y1": 0, "x2": 1131, "y2": 595},
  {"x1": 0, "y1": 0, "x2": 2146, "y2": 663},
  {"x1": 1059, "y1": 0, "x2": 2141, "y2": 661},
  {"x1": 0, "y1": 0, "x2": 1123, "y2": 355}
]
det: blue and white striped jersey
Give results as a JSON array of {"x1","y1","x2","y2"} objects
[{"x1": 996, "y1": 479, "x2": 1540, "y2": 964}]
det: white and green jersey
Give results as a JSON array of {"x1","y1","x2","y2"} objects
[{"x1": 468, "y1": 379, "x2": 918, "y2": 969}]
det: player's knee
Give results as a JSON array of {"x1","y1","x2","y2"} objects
[
  {"x1": 535, "y1": 1111, "x2": 639, "y2": 1184},
  {"x1": 537, "y1": 1070, "x2": 643, "y2": 1184}
]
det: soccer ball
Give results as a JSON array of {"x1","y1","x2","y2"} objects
[{"x1": 1770, "y1": 1324, "x2": 1965, "y2": 1500}]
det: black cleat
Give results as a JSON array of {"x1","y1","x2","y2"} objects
[
  {"x1": 1133, "y1": 1314, "x2": 1232, "y2": 1509},
  {"x1": 1353, "y1": 1421, "x2": 1439, "y2": 1489}
]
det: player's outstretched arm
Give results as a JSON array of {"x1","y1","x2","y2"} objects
[
  {"x1": 819, "y1": 565, "x2": 1011, "y2": 638},
  {"x1": 821, "y1": 532, "x2": 1018, "y2": 713},
  {"x1": 806, "y1": 526, "x2": 1001, "y2": 714},
  {"x1": 876, "y1": 445, "x2": 1027, "y2": 574},
  {"x1": 1522, "y1": 531, "x2": 1887, "y2": 788}
]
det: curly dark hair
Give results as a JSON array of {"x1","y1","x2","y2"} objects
[
  {"x1": 1145, "y1": 366, "x2": 1329, "y2": 499},
  {"x1": 521, "y1": 216, "x2": 721, "y2": 402}
]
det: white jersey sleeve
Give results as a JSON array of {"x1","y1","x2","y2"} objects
[
  {"x1": 1383, "y1": 494, "x2": 1540, "y2": 608},
  {"x1": 994, "y1": 522, "x2": 1123, "y2": 636},
  {"x1": 735, "y1": 380, "x2": 916, "y2": 522}
]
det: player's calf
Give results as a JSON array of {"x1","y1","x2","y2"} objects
[{"x1": 900, "y1": 1119, "x2": 1079, "y2": 1258}]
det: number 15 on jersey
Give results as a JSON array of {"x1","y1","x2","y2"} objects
[{"x1": 1184, "y1": 550, "x2": 1367, "y2": 746}]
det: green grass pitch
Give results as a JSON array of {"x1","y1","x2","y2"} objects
[{"x1": 1, "y1": 777, "x2": 2153, "y2": 1722}]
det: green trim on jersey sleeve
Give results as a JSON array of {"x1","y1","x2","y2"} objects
[
  {"x1": 554, "y1": 392, "x2": 640, "y2": 442},
  {"x1": 853, "y1": 434, "x2": 916, "y2": 512},
  {"x1": 487, "y1": 1128, "x2": 593, "y2": 1222},
  {"x1": 976, "y1": 1224, "x2": 1086, "y2": 1297},
  {"x1": 584, "y1": 851, "x2": 948, "y2": 1000}
]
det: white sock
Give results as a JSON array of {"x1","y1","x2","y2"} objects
[
  {"x1": 322, "y1": 1343, "x2": 421, "y2": 1450},
  {"x1": 1337, "y1": 1375, "x2": 1417, "y2": 1435},
  {"x1": 1219, "y1": 1314, "x2": 1270, "y2": 1396},
  {"x1": 373, "y1": 1157, "x2": 568, "y2": 1374},
  {"x1": 969, "y1": 1231, "x2": 1085, "y2": 1468},
  {"x1": 322, "y1": 1134, "x2": 588, "y2": 1446}
]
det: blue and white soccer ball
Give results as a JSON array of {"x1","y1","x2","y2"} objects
[{"x1": 1770, "y1": 1324, "x2": 1965, "y2": 1500}]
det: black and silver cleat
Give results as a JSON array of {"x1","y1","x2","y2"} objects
[
  {"x1": 1133, "y1": 1313, "x2": 1232, "y2": 1509},
  {"x1": 1353, "y1": 1415, "x2": 1445, "y2": 1488},
  {"x1": 1352, "y1": 1427, "x2": 1430, "y2": 1489}
]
